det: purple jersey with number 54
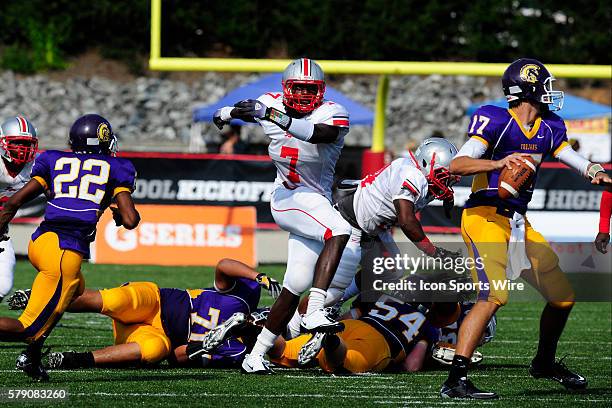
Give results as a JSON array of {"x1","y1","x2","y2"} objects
[{"x1": 30, "y1": 150, "x2": 136, "y2": 257}]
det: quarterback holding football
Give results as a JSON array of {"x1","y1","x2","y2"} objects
[{"x1": 441, "y1": 58, "x2": 612, "y2": 399}]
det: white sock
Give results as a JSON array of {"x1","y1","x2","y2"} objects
[
  {"x1": 286, "y1": 311, "x2": 303, "y2": 339},
  {"x1": 306, "y1": 288, "x2": 327, "y2": 315},
  {"x1": 250, "y1": 327, "x2": 277, "y2": 358}
]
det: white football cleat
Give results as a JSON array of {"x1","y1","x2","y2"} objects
[
  {"x1": 298, "y1": 332, "x2": 326, "y2": 366},
  {"x1": 202, "y1": 312, "x2": 246, "y2": 353},
  {"x1": 241, "y1": 353, "x2": 274, "y2": 375},
  {"x1": 300, "y1": 308, "x2": 345, "y2": 334},
  {"x1": 432, "y1": 342, "x2": 483, "y2": 366}
]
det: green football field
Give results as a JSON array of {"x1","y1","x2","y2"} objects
[{"x1": 0, "y1": 260, "x2": 610, "y2": 407}]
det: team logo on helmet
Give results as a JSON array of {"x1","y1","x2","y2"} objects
[
  {"x1": 97, "y1": 122, "x2": 111, "y2": 142},
  {"x1": 519, "y1": 64, "x2": 540, "y2": 83}
]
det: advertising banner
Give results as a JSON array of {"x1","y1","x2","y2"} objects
[{"x1": 92, "y1": 204, "x2": 257, "y2": 267}]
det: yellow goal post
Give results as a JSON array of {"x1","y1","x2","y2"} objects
[{"x1": 149, "y1": 0, "x2": 611, "y2": 152}]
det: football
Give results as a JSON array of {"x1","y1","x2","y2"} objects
[{"x1": 498, "y1": 156, "x2": 537, "y2": 199}]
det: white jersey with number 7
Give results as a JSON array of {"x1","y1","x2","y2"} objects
[{"x1": 256, "y1": 92, "x2": 350, "y2": 199}]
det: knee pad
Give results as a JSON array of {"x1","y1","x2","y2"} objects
[
  {"x1": 283, "y1": 234, "x2": 322, "y2": 295},
  {"x1": 283, "y1": 261, "x2": 315, "y2": 295},
  {"x1": 138, "y1": 336, "x2": 171, "y2": 364}
]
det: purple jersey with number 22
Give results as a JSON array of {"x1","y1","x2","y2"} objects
[{"x1": 30, "y1": 150, "x2": 136, "y2": 257}]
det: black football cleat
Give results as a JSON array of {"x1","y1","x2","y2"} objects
[
  {"x1": 440, "y1": 378, "x2": 498, "y2": 399},
  {"x1": 529, "y1": 357, "x2": 587, "y2": 390},
  {"x1": 16, "y1": 348, "x2": 49, "y2": 382}
]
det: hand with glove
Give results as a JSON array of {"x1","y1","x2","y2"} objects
[
  {"x1": 256, "y1": 273, "x2": 282, "y2": 298},
  {"x1": 232, "y1": 99, "x2": 268, "y2": 123},
  {"x1": 433, "y1": 246, "x2": 462, "y2": 260},
  {"x1": 213, "y1": 107, "x2": 234, "y2": 130}
]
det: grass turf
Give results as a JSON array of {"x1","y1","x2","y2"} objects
[{"x1": 0, "y1": 260, "x2": 610, "y2": 407}]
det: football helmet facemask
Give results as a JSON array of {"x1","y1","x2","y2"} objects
[
  {"x1": 502, "y1": 58, "x2": 564, "y2": 111},
  {"x1": 282, "y1": 58, "x2": 325, "y2": 114},
  {"x1": 0, "y1": 116, "x2": 39, "y2": 166}
]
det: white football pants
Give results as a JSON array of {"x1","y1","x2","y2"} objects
[
  {"x1": 0, "y1": 238, "x2": 16, "y2": 298},
  {"x1": 270, "y1": 185, "x2": 353, "y2": 296}
]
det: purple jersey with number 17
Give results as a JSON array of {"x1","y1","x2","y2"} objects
[
  {"x1": 464, "y1": 105, "x2": 569, "y2": 214},
  {"x1": 30, "y1": 150, "x2": 136, "y2": 257}
]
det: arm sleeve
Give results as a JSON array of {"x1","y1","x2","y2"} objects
[
  {"x1": 455, "y1": 137, "x2": 488, "y2": 159},
  {"x1": 111, "y1": 159, "x2": 137, "y2": 197},
  {"x1": 555, "y1": 147, "x2": 590, "y2": 178},
  {"x1": 30, "y1": 152, "x2": 51, "y2": 190},
  {"x1": 600, "y1": 190, "x2": 612, "y2": 234}
]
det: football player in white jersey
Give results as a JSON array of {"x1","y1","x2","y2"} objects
[
  {"x1": 0, "y1": 116, "x2": 39, "y2": 303},
  {"x1": 283, "y1": 138, "x2": 462, "y2": 341},
  {"x1": 295, "y1": 138, "x2": 463, "y2": 363},
  {"x1": 214, "y1": 58, "x2": 355, "y2": 373}
]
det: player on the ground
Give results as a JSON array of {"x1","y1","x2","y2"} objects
[
  {"x1": 0, "y1": 116, "x2": 39, "y2": 303},
  {"x1": 214, "y1": 58, "x2": 354, "y2": 374},
  {"x1": 206, "y1": 295, "x2": 458, "y2": 374},
  {"x1": 41, "y1": 259, "x2": 279, "y2": 369},
  {"x1": 432, "y1": 302, "x2": 496, "y2": 366},
  {"x1": 441, "y1": 58, "x2": 612, "y2": 399},
  {"x1": 0, "y1": 114, "x2": 140, "y2": 381},
  {"x1": 284, "y1": 137, "x2": 462, "y2": 340},
  {"x1": 594, "y1": 185, "x2": 612, "y2": 254}
]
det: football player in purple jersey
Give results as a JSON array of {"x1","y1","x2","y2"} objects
[
  {"x1": 0, "y1": 114, "x2": 139, "y2": 381},
  {"x1": 41, "y1": 259, "x2": 280, "y2": 370},
  {"x1": 441, "y1": 59, "x2": 611, "y2": 399}
]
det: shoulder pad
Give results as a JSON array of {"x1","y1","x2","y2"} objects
[
  {"x1": 541, "y1": 110, "x2": 566, "y2": 131},
  {"x1": 257, "y1": 92, "x2": 283, "y2": 106}
]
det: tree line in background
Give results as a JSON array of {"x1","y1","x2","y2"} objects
[{"x1": 0, "y1": 0, "x2": 609, "y2": 74}]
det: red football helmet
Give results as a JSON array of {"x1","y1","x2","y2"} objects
[{"x1": 282, "y1": 58, "x2": 326, "y2": 114}]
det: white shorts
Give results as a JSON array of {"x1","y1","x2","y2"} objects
[{"x1": 271, "y1": 186, "x2": 352, "y2": 242}]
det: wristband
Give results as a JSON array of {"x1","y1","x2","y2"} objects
[
  {"x1": 265, "y1": 107, "x2": 292, "y2": 130},
  {"x1": 600, "y1": 190, "x2": 612, "y2": 234},
  {"x1": 415, "y1": 237, "x2": 436, "y2": 256},
  {"x1": 587, "y1": 163, "x2": 605, "y2": 180}
]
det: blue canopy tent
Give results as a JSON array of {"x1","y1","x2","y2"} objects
[
  {"x1": 467, "y1": 94, "x2": 611, "y2": 120},
  {"x1": 193, "y1": 73, "x2": 374, "y2": 125}
]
